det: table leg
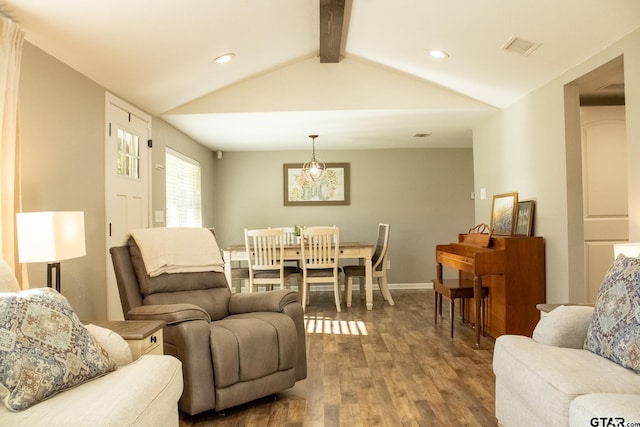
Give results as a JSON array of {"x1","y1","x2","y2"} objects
[{"x1": 365, "y1": 255, "x2": 373, "y2": 310}]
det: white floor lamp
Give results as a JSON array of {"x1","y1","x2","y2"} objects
[{"x1": 16, "y1": 211, "x2": 86, "y2": 293}]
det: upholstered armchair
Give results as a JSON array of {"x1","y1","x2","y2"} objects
[{"x1": 110, "y1": 232, "x2": 307, "y2": 416}]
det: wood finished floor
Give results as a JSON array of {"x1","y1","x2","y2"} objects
[{"x1": 179, "y1": 289, "x2": 498, "y2": 427}]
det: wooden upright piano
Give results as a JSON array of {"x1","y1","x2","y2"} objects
[{"x1": 435, "y1": 235, "x2": 545, "y2": 346}]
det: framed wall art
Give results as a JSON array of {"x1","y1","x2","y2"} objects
[
  {"x1": 490, "y1": 192, "x2": 518, "y2": 236},
  {"x1": 514, "y1": 200, "x2": 535, "y2": 236},
  {"x1": 283, "y1": 163, "x2": 350, "y2": 206}
]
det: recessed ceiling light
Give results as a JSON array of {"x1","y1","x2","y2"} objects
[
  {"x1": 428, "y1": 49, "x2": 449, "y2": 60},
  {"x1": 213, "y1": 53, "x2": 235, "y2": 64}
]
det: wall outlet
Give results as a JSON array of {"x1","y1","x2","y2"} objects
[{"x1": 385, "y1": 260, "x2": 391, "y2": 270}]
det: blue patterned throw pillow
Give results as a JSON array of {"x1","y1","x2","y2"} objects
[
  {"x1": 584, "y1": 254, "x2": 640, "y2": 373},
  {"x1": 0, "y1": 288, "x2": 117, "y2": 411}
]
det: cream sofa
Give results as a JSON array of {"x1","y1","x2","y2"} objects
[
  {"x1": 0, "y1": 259, "x2": 183, "y2": 427},
  {"x1": 493, "y1": 305, "x2": 640, "y2": 427},
  {"x1": 0, "y1": 353, "x2": 183, "y2": 427}
]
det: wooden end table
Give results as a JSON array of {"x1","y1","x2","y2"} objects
[
  {"x1": 536, "y1": 303, "x2": 595, "y2": 319},
  {"x1": 87, "y1": 320, "x2": 166, "y2": 360}
]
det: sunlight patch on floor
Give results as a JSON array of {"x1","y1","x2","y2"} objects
[{"x1": 304, "y1": 315, "x2": 368, "y2": 335}]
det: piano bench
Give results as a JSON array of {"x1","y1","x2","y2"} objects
[{"x1": 433, "y1": 279, "x2": 489, "y2": 338}]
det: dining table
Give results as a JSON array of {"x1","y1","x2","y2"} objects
[{"x1": 222, "y1": 241, "x2": 377, "y2": 310}]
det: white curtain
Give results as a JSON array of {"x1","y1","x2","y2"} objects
[{"x1": 0, "y1": 16, "x2": 24, "y2": 281}]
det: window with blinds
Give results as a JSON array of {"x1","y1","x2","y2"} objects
[{"x1": 165, "y1": 148, "x2": 202, "y2": 227}]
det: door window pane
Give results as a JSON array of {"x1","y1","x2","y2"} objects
[{"x1": 116, "y1": 128, "x2": 140, "y2": 179}]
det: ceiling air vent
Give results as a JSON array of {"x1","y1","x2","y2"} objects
[
  {"x1": 598, "y1": 83, "x2": 625, "y2": 91},
  {"x1": 502, "y1": 36, "x2": 541, "y2": 57}
]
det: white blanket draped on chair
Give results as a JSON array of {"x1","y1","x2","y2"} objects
[{"x1": 130, "y1": 227, "x2": 224, "y2": 277}]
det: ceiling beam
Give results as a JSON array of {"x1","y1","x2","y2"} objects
[{"x1": 319, "y1": 0, "x2": 345, "y2": 63}]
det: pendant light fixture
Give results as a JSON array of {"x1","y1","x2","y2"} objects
[{"x1": 302, "y1": 134, "x2": 325, "y2": 181}]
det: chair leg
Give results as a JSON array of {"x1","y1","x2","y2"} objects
[
  {"x1": 434, "y1": 290, "x2": 439, "y2": 324},
  {"x1": 481, "y1": 294, "x2": 486, "y2": 337},
  {"x1": 461, "y1": 298, "x2": 466, "y2": 324},
  {"x1": 378, "y1": 274, "x2": 395, "y2": 306},
  {"x1": 301, "y1": 279, "x2": 307, "y2": 312},
  {"x1": 289, "y1": 274, "x2": 299, "y2": 290},
  {"x1": 450, "y1": 298, "x2": 455, "y2": 338},
  {"x1": 346, "y1": 276, "x2": 353, "y2": 307},
  {"x1": 334, "y1": 280, "x2": 341, "y2": 313}
]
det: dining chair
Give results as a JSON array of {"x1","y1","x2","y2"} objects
[
  {"x1": 245, "y1": 228, "x2": 301, "y2": 292},
  {"x1": 230, "y1": 266, "x2": 250, "y2": 293},
  {"x1": 270, "y1": 226, "x2": 302, "y2": 288},
  {"x1": 211, "y1": 226, "x2": 248, "y2": 293},
  {"x1": 279, "y1": 226, "x2": 299, "y2": 245},
  {"x1": 343, "y1": 223, "x2": 395, "y2": 307},
  {"x1": 300, "y1": 226, "x2": 341, "y2": 312}
]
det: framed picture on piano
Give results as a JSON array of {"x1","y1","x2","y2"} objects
[
  {"x1": 490, "y1": 192, "x2": 518, "y2": 235},
  {"x1": 514, "y1": 200, "x2": 535, "y2": 236}
]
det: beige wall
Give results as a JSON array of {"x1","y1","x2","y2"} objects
[
  {"x1": 472, "y1": 27, "x2": 640, "y2": 303},
  {"x1": 212, "y1": 148, "x2": 475, "y2": 284},
  {"x1": 18, "y1": 43, "x2": 216, "y2": 319},
  {"x1": 23, "y1": 27, "x2": 640, "y2": 315},
  {"x1": 18, "y1": 41, "x2": 474, "y2": 317},
  {"x1": 150, "y1": 118, "x2": 217, "y2": 228},
  {"x1": 20, "y1": 42, "x2": 107, "y2": 319}
]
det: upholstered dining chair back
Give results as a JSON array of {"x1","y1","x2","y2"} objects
[
  {"x1": 343, "y1": 223, "x2": 395, "y2": 308},
  {"x1": 372, "y1": 223, "x2": 390, "y2": 271}
]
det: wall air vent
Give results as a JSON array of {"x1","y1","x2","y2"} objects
[{"x1": 502, "y1": 36, "x2": 541, "y2": 57}]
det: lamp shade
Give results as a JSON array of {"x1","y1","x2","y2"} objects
[
  {"x1": 613, "y1": 243, "x2": 640, "y2": 258},
  {"x1": 16, "y1": 212, "x2": 86, "y2": 263}
]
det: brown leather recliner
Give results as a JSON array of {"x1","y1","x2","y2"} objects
[{"x1": 109, "y1": 237, "x2": 307, "y2": 416}]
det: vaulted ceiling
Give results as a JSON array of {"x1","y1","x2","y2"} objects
[{"x1": 3, "y1": 0, "x2": 640, "y2": 151}]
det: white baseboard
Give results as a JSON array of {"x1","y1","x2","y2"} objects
[
  {"x1": 239, "y1": 282, "x2": 435, "y2": 293},
  {"x1": 309, "y1": 282, "x2": 433, "y2": 291},
  {"x1": 389, "y1": 282, "x2": 433, "y2": 290}
]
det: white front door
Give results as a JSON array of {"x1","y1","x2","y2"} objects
[
  {"x1": 582, "y1": 105, "x2": 627, "y2": 302},
  {"x1": 105, "y1": 93, "x2": 152, "y2": 319}
]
